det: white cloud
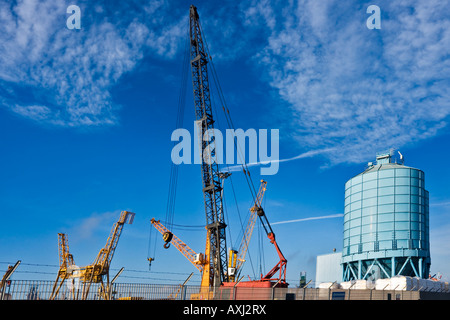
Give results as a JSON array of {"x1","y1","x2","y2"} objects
[
  {"x1": 0, "y1": 0, "x2": 186, "y2": 126},
  {"x1": 73, "y1": 210, "x2": 119, "y2": 240},
  {"x1": 249, "y1": 0, "x2": 450, "y2": 165},
  {"x1": 3, "y1": 0, "x2": 448, "y2": 167},
  {"x1": 11, "y1": 105, "x2": 52, "y2": 121}
]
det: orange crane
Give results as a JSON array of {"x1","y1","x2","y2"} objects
[
  {"x1": 150, "y1": 218, "x2": 212, "y2": 299},
  {"x1": 50, "y1": 210, "x2": 135, "y2": 300},
  {"x1": 228, "y1": 180, "x2": 267, "y2": 282}
]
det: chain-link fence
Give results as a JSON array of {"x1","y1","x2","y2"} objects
[{"x1": 2, "y1": 280, "x2": 449, "y2": 300}]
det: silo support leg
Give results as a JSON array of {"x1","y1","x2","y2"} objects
[
  {"x1": 363, "y1": 260, "x2": 377, "y2": 280},
  {"x1": 375, "y1": 259, "x2": 390, "y2": 278},
  {"x1": 348, "y1": 263, "x2": 357, "y2": 280},
  {"x1": 409, "y1": 259, "x2": 419, "y2": 277},
  {"x1": 391, "y1": 257, "x2": 395, "y2": 278},
  {"x1": 358, "y1": 260, "x2": 362, "y2": 279},
  {"x1": 418, "y1": 258, "x2": 423, "y2": 278},
  {"x1": 397, "y1": 257, "x2": 410, "y2": 276}
]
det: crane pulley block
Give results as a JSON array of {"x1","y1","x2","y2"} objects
[{"x1": 163, "y1": 231, "x2": 173, "y2": 243}]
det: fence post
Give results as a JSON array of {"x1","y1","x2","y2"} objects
[
  {"x1": 271, "y1": 279, "x2": 282, "y2": 300},
  {"x1": 232, "y1": 276, "x2": 244, "y2": 300},
  {"x1": 181, "y1": 285, "x2": 187, "y2": 300}
]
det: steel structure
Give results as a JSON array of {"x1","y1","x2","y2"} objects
[
  {"x1": 0, "y1": 260, "x2": 21, "y2": 300},
  {"x1": 50, "y1": 210, "x2": 135, "y2": 300},
  {"x1": 150, "y1": 218, "x2": 211, "y2": 287},
  {"x1": 82, "y1": 210, "x2": 135, "y2": 300},
  {"x1": 224, "y1": 180, "x2": 288, "y2": 288},
  {"x1": 150, "y1": 218, "x2": 214, "y2": 299},
  {"x1": 342, "y1": 151, "x2": 430, "y2": 281},
  {"x1": 229, "y1": 180, "x2": 267, "y2": 281},
  {"x1": 50, "y1": 233, "x2": 76, "y2": 299},
  {"x1": 189, "y1": 4, "x2": 228, "y2": 287},
  {"x1": 257, "y1": 210, "x2": 288, "y2": 286}
]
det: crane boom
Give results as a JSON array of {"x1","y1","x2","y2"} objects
[
  {"x1": 81, "y1": 210, "x2": 135, "y2": 300},
  {"x1": 92, "y1": 210, "x2": 135, "y2": 272},
  {"x1": 189, "y1": 4, "x2": 228, "y2": 287},
  {"x1": 0, "y1": 260, "x2": 21, "y2": 299},
  {"x1": 151, "y1": 219, "x2": 204, "y2": 272},
  {"x1": 257, "y1": 210, "x2": 287, "y2": 285},
  {"x1": 50, "y1": 210, "x2": 135, "y2": 300},
  {"x1": 58, "y1": 233, "x2": 75, "y2": 269},
  {"x1": 229, "y1": 180, "x2": 267, "y2": 281},
  {"x1": 150, "y1": 218, "x2": 211, "y2": 288}
]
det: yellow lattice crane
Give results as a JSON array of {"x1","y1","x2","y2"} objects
[
  {"x1": 228, "y1": 180, "x2": 267, "y2": 282},
  {"x1": 50, "y1": 233, "x2": 76, "y2": 299},
  {"x1": 0, "y1": 260, "x2": 21, "y2": 300},
  {"x1": 50, "y1": 210, "x2": 135, "y2": 300},
  {"x1": 80, "y1": 210, "x2": 135, "y2": 300}
]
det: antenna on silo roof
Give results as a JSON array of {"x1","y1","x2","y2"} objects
[{"x1": 398, "y1": 151, "x2": 404, "y2": 165}]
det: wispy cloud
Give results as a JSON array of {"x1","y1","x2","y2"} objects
[
  {"x1": 246, "y1": 0, "x2": 450, "y2": 165},
  {"x1": 72, "y1": 210, "x2": 120, "y2": 240},
  {"x1": 3, "y1": 0, "x2": 449, "y2": 169},
  {"x1": 0, "y1": 0, "x2": 186, "y2": 127},
  {"x1": 430, "y1": 201, "x2": 450, "y2": 207},
  {"x1": 271, "y1": 213, "x2": 344, "y2": 225}
]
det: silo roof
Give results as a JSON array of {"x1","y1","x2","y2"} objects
[{"x1": 351, "y1": 162, "x2": 422, "y2": 179}]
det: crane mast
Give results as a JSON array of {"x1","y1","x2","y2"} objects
[
  {"x1": 50, "y1": 233, "x2": 76, "y2": 299},
  {"x1": 189, "y1": 5, "x2": 228, "y2": 287}
]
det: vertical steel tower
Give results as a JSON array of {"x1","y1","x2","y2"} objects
[
  {"x1": 342, "y1": 151, "x2": 430, "y2": 281},
  {"x1": 189, "y1": 5, "x2": 228, "y2": 287}
]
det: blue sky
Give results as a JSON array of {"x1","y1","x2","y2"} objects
[{"x1": 1, "y1": 0, "x2": 450, "y2": 285}]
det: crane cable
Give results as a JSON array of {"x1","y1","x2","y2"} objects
[
  {"x1": 198, "y1": 19, "x2": 258, "y2": 203},
  {"x1": 147, "y1": 25, "x2": 190, "y2": 260},
  {"x1": 165, "y1": 27, "x2": 190, "y2": 232},
  {"x1": 198, "y1": 19, "x2": 264, "y2": 278}
]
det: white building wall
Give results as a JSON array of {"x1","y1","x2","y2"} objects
[{"x1": 315, "y1": 252, "x2": 342, "y2": 287}]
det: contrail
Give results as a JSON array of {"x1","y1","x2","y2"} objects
[
  {"x1": 225, "y1": 147, "x2": 335, "y2": 172},
  {"x1": 271, "y1": 213, "x2": 344, "y2": 225}
]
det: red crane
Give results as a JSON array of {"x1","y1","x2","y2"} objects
[
  {"x1": 223, "y1": 187, "x2": 288, "y2": 294},
  {"x1": 258, "y1": 211, "x2": 287, "y2": 286}
]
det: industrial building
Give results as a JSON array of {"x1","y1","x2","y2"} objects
[{"x1": 316, "y1": 150, "x2": 431, "y2": 285}]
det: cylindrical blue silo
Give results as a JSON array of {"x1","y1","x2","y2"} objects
[{"x1": 342, "y1": 151, "x2": 430, "y2": 281}]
